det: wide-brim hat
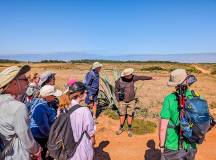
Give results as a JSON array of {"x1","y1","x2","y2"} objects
[
  {"x1": 167, "y1": 69, "x2": 187, "y2": 87},
  {"x1": 121, "y1": 68, "x2": 134, "y2": 77},
  {"x1": 40, "y1": 85, "x2": 62, "y2": 97},
  {"x1": 92, "y1": 62, "x2": 103, "y2": 70},
  {"x1": 38, "y1": 71, "x2": 56, "y2": 87},
  {"x1": 0, "y1": 65, "x2": 30, "y2": 89}
]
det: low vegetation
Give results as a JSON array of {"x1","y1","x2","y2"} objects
[
  {"x1": 140, "y1": 65, "x2": 201, "y2": 73},
  {"x1": 69, "y1": 59, "x2": 178, "y2": 64},
  {"x1": 40, "y1": 60, "x2": 67, "y2": 63},
  {"x1": 103, "y1": 108, "x2": 157, "y2": 134},
  {"x1": 210, "y1": 68, "x2": 216, "y2": 75},
  {"x1": 210, "y1": 102, "x2": 216, "y2": 109},
  {"x1": 185, "y1": 66, "x2": 201, "y2": 74},
  {"x1": 127, "y1": 119, "x2": 157, "y2": 135},
  {"x1": 141, "y1": 66, "x2": 165, "y2": 71},
  {"x1": 103, "y1": 108, "x2": 119, "y2": 120},
  {"x1": 0, "y1": 59, "x2": 20, "y2": 63}
]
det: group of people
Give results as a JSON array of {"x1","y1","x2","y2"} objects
[
  {"x1": 0, "y1": 61, "x2": 213, "y2": 160},
  {"x1": 0, "y1": 62, "x2": 103, "y2": 160}
]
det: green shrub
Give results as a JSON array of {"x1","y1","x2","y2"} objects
[
  {"x1": 103, "y1": 109, "x2": 119, "y2": 120},
  {"x1": 103, "y1": 109, "x2": 157, "y2": 134},
  {"x1": 40, "y1": 60, "x2": 67, "y2": 63},
  {"x1": 211, "y1": 68, "x2": 216, "y2": 75},
  {"x1": 210, "y1": 102, "x2": 216, "y2": 109},
  {"x1": 169, "y1": 67, "x2": 201, "y2": 74},
  {"x1": 141, "y1": 66, "x2": 165, "y2": 71},
  {"x1": 186, "y1": 67, "x2": 201, "y2": 74},
  {"x1": 124, "y1": 119, "x2": 157, "y2": 135},
  {"x1": 0, "y1": 59, "x2": 20, "y2": 63}
]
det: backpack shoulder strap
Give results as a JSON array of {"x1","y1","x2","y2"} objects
[
  {"x1": 172, "y1": 92, "x2": 179, "y2": 101},
  {"x1": 67, "y1": 104, "x2": 82, "y2": 115},
  {"x1": 29, "y1": 99, "x2": 45, "y2": 118},
  {"x1": 191, "y1": 90, "x2": 200, "y2": 97}
]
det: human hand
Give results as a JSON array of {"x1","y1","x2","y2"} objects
[
  {"x1": 152, "y1": 77, "x2": 158, "y2": 80},
  {"x1": 31, "y1": 147, "x2": 41, "y2": 160},
  {"x1": 89, "y1": 96, "x2": 93, "y2": 101},
  {"x1": 91, "y1": 136, "x2": 96, "y2": 146},
  {"x1": 160, "y1": 147, "x2": 164, "y2": 153}
]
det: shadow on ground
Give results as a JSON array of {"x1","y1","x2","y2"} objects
[
  {"x1": 94, "y1": 140, "x2": 111, "y2": 160},
  {"x1": 144, "y1": 139, "x2": 161, "y2": 160}
]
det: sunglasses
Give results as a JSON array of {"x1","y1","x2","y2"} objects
[{"x1": 185, "y1": 75, "x2": 197, "y2": 86}]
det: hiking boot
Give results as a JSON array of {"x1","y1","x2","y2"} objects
[
  {"x1": 128, "y1": 129, "x2": 133, "y2": 137},
  {"x1": 116, "y1": 128, "x2": 124, "y2": 135}
]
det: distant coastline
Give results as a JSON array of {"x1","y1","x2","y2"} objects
[{"x1": 0, "y1": 53, "x2": 216, "y2": 63}]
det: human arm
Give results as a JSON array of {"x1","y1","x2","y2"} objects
[
  {"x1": 14, "y1": 103, "x2": 39, "y2": 154},
  {"x1": 85, "y1": 72, "x2": 98, "y2": 97},
  {"x1": 159, "y1": 119, "x2": 169, "y2": 153},
  {"x1": 91, "y1": 135, "x2": 96, "y2": 146},
  {"x1": 133, "y1": 75, "x2": 153, "y2": 82},
  {"x1": 159, "y1": 97, "x2": 171, "y2": 152},
  {"x1": 83, "y1": 108, "x2": 96, "y2": 146},
  {"x1": 114, "y1": 80, "x2": 120, "y2": 101}
]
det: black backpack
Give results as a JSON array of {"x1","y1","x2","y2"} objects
[
  {"x1": 47, "y1": 104, "x2": 89, "y2": 160},
  {"x1": 0, "y1": 133, "x2": 16, "y2": 159}
]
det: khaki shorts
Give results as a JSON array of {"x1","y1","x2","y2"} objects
[{"x1": 118, "y1": 100, "x2": 136, "y2": 116}]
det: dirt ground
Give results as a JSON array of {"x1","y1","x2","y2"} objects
[
  {"x1": 94, "y1": 115, "x2": 216, "y2": 160},
  {"x1": 1, "y1": 62, "x2": 216, "y2": 160}
]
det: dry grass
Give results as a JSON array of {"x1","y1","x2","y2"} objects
[{"x1": 1, "y1": 62, "x2": 216, "y2": 117}]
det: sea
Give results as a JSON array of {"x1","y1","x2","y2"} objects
[{"x1": 0, "y1": 53, "x2": 216, "y2": 63}]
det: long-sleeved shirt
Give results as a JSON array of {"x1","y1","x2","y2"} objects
[
  {"x1": 69, "y1": 100, "x2": 95, "y2": 160},
  {"x1": 30, "y1": 98, "x2": 56, "y2": 139},
  {"x1": 0, "y1": 94, "x2": 39, "y2": 160},
  {"x1": 84, "y1": 70, "x2": 100, "y2": 97},
  {"x1": 115, "y1": 75, "x2": 152, "y2": 102}
]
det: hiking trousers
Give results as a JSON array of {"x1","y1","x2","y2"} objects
[{"x1": 161, "y1": 148, "x2": 197, "y2": 160}]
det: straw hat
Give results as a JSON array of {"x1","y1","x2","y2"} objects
[
  {"x1": 167, "y1": 69, "x2": 187, "y2": 87},
  {"x1": 121, "y1": 68, "x2": 134, "y2": 77},
  {"x1": 0, "y1": 65, "x2": 30, "y2": 89},
  {"x1": 40, "y1": 85, "x2": 62, "y2": 97},
  {"x1": 92, "y1": 62, "x2": 103, "y2": 70}
]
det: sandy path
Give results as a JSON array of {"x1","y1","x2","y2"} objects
[
  {"x1": 94, "y1": 115, "x2": 216, "y2": 160},
  {"x1": 193, "y1": 65, "x2": 211, "y2": 74}
]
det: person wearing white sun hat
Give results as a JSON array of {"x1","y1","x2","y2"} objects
[
  {"x1": 84, "y1": 62, "x2": 103, "y2": 123},
  {"x1": 115, "y1": 68, "x2": 155, "y2": 137},
  {"x1": 30, "y1": 85, "x2": 62, "y2": 160}
]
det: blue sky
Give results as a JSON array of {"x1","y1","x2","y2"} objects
[{"x1": 0, "y1": 0, "x2": 216, "y2": 55}]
